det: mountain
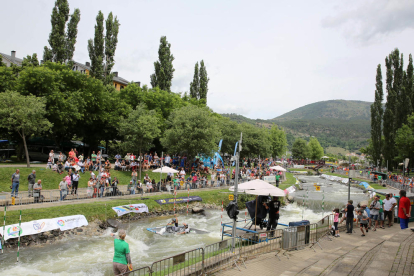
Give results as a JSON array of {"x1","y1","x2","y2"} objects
[
  {"x1": 221, "y1": 100, "x2": 372, "y2": 152},
  {"x1": 273, "y1": 100, "x2": 371, "y2": 121}
]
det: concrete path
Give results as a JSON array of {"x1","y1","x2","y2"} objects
[{"x1": 215, "y1": 223, "x2": 414, "y2": 276}]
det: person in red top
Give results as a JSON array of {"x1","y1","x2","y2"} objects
[{"x1": 398, "y1": 190, "x2": 411, "y2": 229}]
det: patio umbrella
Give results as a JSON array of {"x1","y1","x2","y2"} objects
[
  {"x1": 229, "y1": 179, "x2": 285, "y2": 197},
  {"x1": 229, "y1": 179, "x2": 285, "y2": 230},
  {"x1": 152, "y1": 167, "x2": 179, "y2": 173},
  {"x1": 269, "y1": 165, "x2": 286, "y2": 172}
]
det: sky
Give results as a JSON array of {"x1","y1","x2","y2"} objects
[{"x1": 2, "y1": 0, "x2": 414, "y2": 119}]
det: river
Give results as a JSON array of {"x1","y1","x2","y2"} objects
[{"x1": 0, "y1": 176, "x2": 364, "y2": 275}]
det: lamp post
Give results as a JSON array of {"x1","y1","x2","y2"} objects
[
  {"x1": 231, "y1": 133, "x2": 242, "y2": 252},
  {"x1": 348, "y1": 156, "x2": 351, "y2": 201}
]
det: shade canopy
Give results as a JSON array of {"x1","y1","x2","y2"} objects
[
  {"x1": 321, "y1": 156, "x2": 330, "y2": 159},
  {"x1": 269, "y1": 165, "x2": 286, "y2": 172},
  {"x1": 152, "y1": 167, "x2": 179, "y2": 173},
  {"x1": 229, "y1": 179, "x2": 285, "y2": 197}
]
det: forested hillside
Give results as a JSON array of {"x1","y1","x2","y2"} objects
[{"x1": 222, "y1": 100, "x2": 372, "y2": 151}]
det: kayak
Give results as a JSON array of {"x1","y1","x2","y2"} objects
[{"x1": 146, "y1": 226, "x2": 209, "y2": 235}]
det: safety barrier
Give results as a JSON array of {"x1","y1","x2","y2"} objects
[
  {"x1": 203, "y1": 239, "x2": 239, "y2": 274},
  {"x1": 121, "y1": 266, "x2": 151, "y2": 276},
  {"x1": 115, "y1": 213, "x2": 346, "y2": 276},
  {"x1": 150, "y1": 247, "x2": 204, "y2": 276}
]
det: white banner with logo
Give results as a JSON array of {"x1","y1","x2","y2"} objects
[
  {"x1": 112, "y1": 203, "x2": 149, "y2": 217},
  {"x1": 1, "y1": 215, "x2": 88, "y2": 241},
  {"x1": 263, "y1": 176, "x2": 276, "y2": 183}
]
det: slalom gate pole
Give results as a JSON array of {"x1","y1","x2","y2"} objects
[
  {"x1": 187, "y1": 188, "x2": 189, "y2": 216},
  {"x1": 2, "y1": 206, "x2": 6, "y2": 254},
  {"x1": 322, "y1": 189, "x2": 325, "y2": 218},
  {"x1": 174, "y1": 186, "x2": 176, "y2": 214},
  {"x1": 245, "y1": 211, "x2": 247, "y2": 223},
  {"x1": 17, "y1": 210, "x2": 21, "y2": 262},
  {"x1": 221, "y1": 201, "x2": 223, "y2": 232},
  {"x1": 302, "y1": 192, "x2": 305, "y2": 220}
]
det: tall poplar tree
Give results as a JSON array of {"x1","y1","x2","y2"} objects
[
  {"x1": 150, "y1": 36, "x2": 175, "y2": 91},
  {"x1": 383, "y1": 53, "x2": 397, "y2": 168},
  {"x1": 88, "y1": 11, "x2": 120, "y2": 85},
  {"x1": 189, "y1": 62, "x2": 199, "y2": 99},
  {"x1": 43, "y1": 0, "x2": 81, "y2": 64},
  {"x1": 199, "y1": 60, "x2": 209, "y2": 100},
  {"x1": 371, "y1": 64, "x2": 383, "y2": 166},
  {"x1": 406, "y1": 54, "x2": 414, "y2": 118}
]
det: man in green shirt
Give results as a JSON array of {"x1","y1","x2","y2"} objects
[
  {"x1": 377, "y1": 195, "x2": 385, "y2": 229},
  {"x1": 276, "y1": 174, "x2": 281, "y2": 187},
  {"x1": 111, "y1": 229, "x2": 132, "y2": 274},
  {"x1": 91, "y1": 151, "x2": 97, "y2": 165}
]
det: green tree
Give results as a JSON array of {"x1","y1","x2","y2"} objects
[
  {"x1": 292, "y1": 138, "x2": 309, "y2": 159},
  {"x1": 0, "y1": 54, "x2": 5, "y2": 67},
  {"x1": 308, "y1": 137, "x2": 324, "y2": 160},
  {"x1": 0, "y1": 91, "x2": 52, "y2": 167},
  {"x1": 217, "y1": 116, "x2": 241, "y2": 155},
  {"x1": 189, "y1": 62, "x2": 199, "y2": 99},
  {"x1": 118, "y1": 104, "x2": 161, "y2": 179},
  {"x1": 371, "y1": 64, "x2": 383, "y2": 166},
  {"x1": 269, "y1": 124, "x2": 287, "y2": 158},
  {"x1": 199, "y1": 60, "x2": 209, "y2": 100},
  {"x1": 161, "y1": 105, "x2": 220, "y2": 164},
  {"x1": 395, "y1": 114, "x2": 414, "y2": 163},
  {"x1": 88, "y1": 11, "x2": 120, "y2": 84},
  {"x1": 21, "y1": 54, "x2": 40, "y2": 68},
  {"x1": 43, "y1": 0, "x2": 81, "y2": 63},
  {"x1": 150, "y1": 36, "x2": 175, "y2": 91},
  {"x1": 239, "y1": 123, "x2": 271, "y2": 158}
]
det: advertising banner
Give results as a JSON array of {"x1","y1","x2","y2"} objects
[
  {"x1": 263, "y1": 176, "x2": 276, "y2": 183},
  {"x1": 155, "y1": 196, "x2": 202, "y2": 205},
  {"x1": 1, "y1": 215, "x2": 88, "y2": 241},
  {"x1": 112, "y1": 203, "x2": 149, "y2": 217}
]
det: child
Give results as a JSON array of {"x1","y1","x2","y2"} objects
[
  {"x1": 333, "y1": 208, "x2": 340, "y2": 237},
  {"x1": 357, "y1": 210, "x2": 369, "y2": 236}
]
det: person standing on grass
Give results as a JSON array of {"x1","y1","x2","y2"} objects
[
  {"x1": 398, "y1": 190, "x2": 411, "y2": 230},
  {"x1": 11, "y1": 169, "x2": 20, "y2": 198},
  {"x1": 378, "y1": 195, "x2": 385, "y2": 229},
  {"x1": 345, "y1": 200, "x2": 354, "y2": 234},
  {"x1": 27, "y1": 170, "x2": 36, "y2": 197},
  {"x1": 357, "y1": 210, "x2": 369, "y2": 236},
  {"x1": 110, "y1": 229, "x2": 132, "y2": 275}
]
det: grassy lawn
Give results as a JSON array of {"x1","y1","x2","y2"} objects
[
  {"x1": 4, "y1": 189, "x2": 257, "y2": 224},
  {"x1": 284, "y1": 172, "x2": 297, "y2": 185}
]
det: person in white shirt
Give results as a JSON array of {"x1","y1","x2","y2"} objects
[
  {"x1": 180, "y1": 169, "x2": 186, "y2": 178},
  {"x1": 115, "y1": 160, "x2": 121, "y2": 171},
  {"x1": 49, "y1": 150, "x2": 55, "y2": 164},
  {"x1": 383, "y1": 193, "x2": 397, "y2": 227},
  {"x1": 165, "y1": 154, "x2": 171, "y2": 166},
  {"x1": 211, "y1": 172, "x2": 216, "y2": 187},
  {"x1": 64, "y1": 161, "x2": 71, "y2": 171},
  {"x1": 78, "y1": 160, "x2": 85, "y2": 173},
  {"x1": 72, "y1": 171, "x2": 80, "y2": 195}
]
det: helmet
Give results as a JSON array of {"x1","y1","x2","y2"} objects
[{"x1": 172, "y1": 218, "x2": 176, "y2": 222}]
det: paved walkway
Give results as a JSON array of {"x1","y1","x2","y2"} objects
[{"x1": 215, "y1": 223, "x2": 414, "y2": 276}]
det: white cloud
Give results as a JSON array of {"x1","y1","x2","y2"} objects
[{"x1": 322, "y1": 0, "x2": 414, "y2": 44}]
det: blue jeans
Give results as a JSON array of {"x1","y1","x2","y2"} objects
[
  {"x1": 80, "y1": 166, "x2": 85, "y2": 173},
  {"x1": 99, "y1": 187, "x2": 104, "y2": 197},
  {"x1": 400, "y1": 218, "x2": 409, "y2": 229},
  {"x1": 60, "y1": 190, "x2": 67, "y2": 201},
  {"x1": 132, "y1": 179, "x2": 137, "y2": 185},
  {"x1": 11, "y1": 182, "x2": 19, "y2": 197}
]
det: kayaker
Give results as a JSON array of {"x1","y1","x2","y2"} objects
[{"x1": 178, "y1": 223, "x2": 190, "y2": 235}]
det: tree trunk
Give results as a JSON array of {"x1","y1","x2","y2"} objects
[
  {"x1": 22, "y1": 130, "x2": 30, "y2": 168},
  {"x1": 139, "y1": 148, "x2": 142, "y2": 181}
]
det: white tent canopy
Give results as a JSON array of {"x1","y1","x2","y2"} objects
[
  {"x1": 152, "y1": 167, "x2": 179, "y2": 173},
  {"x1": 269, "y1": 165, "x2": 286, "y2": 172},
  {"x1": 229, "y1": 179, "x2": 285, "y2": 197},
  {"x1": 321, "y1": 156, "x2": 329, "y2": 159}
]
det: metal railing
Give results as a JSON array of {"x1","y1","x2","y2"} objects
[
  {"x1": 121, "y1": 266, "x2": 151, "y2": 276},
  {"x1": 204, "y1": 239, "x2": 239, "y2": 274},
  {"x1": 150, "y1": 247, "x2": 204, "y2": 276}
]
